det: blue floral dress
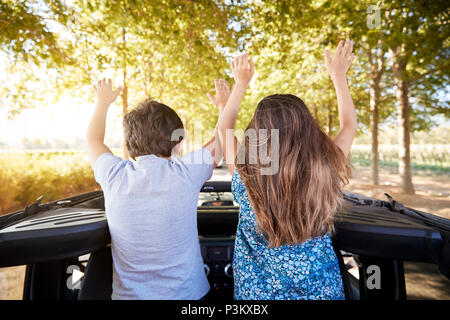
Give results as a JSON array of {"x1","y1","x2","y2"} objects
[{"x1": 231, "y1": 170, "x2": 345, "y2": 300}]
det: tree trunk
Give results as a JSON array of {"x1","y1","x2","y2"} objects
[
  {"x1": 392, "y1": 54, "x2": 414, "y2": 194},
  {"x1": 367, "y1": 48, "x2": 385, "y2": 186},
  {"x1": 369, "y1": 78, "x2": 380, "y2": 185}
]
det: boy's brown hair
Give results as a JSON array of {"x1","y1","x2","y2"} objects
[{"x1": 123, "y1": 99, "x2": 184, "y2": 160}]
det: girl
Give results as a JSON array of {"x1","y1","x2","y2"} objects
[{"x1": 216, "y1": 39, "x2": 356, "y2": 300}]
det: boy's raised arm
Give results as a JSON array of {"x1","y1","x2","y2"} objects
[
  {"x1": 217, "y1": 54, "x2": 254, "y2": 174},
  {"x1": 324, "y1": 39, "x2": 357, "y2": 157},
  {"x1": 86, "y1": 78, "x2": 122, "y2": 168}
]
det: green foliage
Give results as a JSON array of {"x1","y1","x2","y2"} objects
[
  {"x1": 61, "y1": 0, "x2": 244, "y2": 128},
  {"x1": 1, "y1": 0, "x2": 245, "y2": 128},
  {"x1": 2, "y1": 1, "x2": 448, "y2": 131},
  {"x1": 0, "y1": 0, "x2": 71, "y2": 66},
  {"x1": 0, "y1": 1, "x2": 448, "y2": 139},
  {"x1": 0, "y1": 0, "x2": 76, "y2": 113},
  {"x1": 381, "y1": 0, "x2": 450, "y2": 129}
]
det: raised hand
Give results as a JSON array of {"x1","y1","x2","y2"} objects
[
  {"x1": 324, "y1": 39, "x2": 355, "y2": 79},
  {"x1": 230, "y1": 54, "x2": 254, "y2": 87},
  {"x1": 94, "y1": 78, "x2": 122, "y2": 107},
  {"x1": 207, "y1": 79, "x2": 231, "y2": 110},
  {"x1": 325, "y1": 39, "x2": 357, "y2": 156}
]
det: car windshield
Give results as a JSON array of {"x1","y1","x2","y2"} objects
[
  {"x1": 197, "y1": 167, "x2": 236, "y2": 207},
  {"x1": 197, "y1": 192, "x2": 236, "y2": 207}
]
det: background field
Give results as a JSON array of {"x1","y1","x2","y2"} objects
[
  {"x1": 1, "y1": 144, "x2": 448, "y2": 216},
  {"x1": 0, "y1": 150, "x2": 99, "y2": 215},
  {"x1": 351, "y1": 144, "x2": 450, "y2": 174}
]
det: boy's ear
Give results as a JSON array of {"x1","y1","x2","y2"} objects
[{"x1": 172, "y1": 141, "x2": 183, "y2": 157}]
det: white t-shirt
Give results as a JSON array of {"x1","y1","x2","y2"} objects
[{"x1": 94, "y1": 148, "x2": 213, "y2": 300}]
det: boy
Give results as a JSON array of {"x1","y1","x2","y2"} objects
[{"x1": 86, "y1": 78, "x2": 230, "y2": 299}]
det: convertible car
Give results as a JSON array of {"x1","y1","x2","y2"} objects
[{"x1": 0, "y1": 180, "x2": 449, "y2": 300}]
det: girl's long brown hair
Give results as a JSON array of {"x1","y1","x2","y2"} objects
[{"x1": 236, "y1": 94, "x2": 351, "y2": 247}]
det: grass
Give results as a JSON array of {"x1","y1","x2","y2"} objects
[
  {"x1": 350, "y1": 144, "x2": 449, "y2": 174},
  {"x1": 0, "y1": 150, "x2": 98, "y2": 214}
]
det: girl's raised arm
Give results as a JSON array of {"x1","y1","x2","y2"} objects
[
  {"x1": 204, "y1": 79, "x2": 230, "y2": 167},
  {"x1": 217, "y1": 54, "x2": 254, "y2": 174},
  {"x1": 325, "y1": 39, "x2": 357, "y2": 156}
]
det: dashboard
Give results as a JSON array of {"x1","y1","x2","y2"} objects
[{"x1": 0, "y1": 184, "x2": 444, "y2": 269}]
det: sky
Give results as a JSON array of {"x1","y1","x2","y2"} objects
[
  {"x1": 0, "y1": 51, "x2": 125, "y2": 149},
  {"x1": 0, "y1": 96, "x2": 124, "y2": 149}
]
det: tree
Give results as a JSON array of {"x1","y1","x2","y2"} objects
[
  {"x1": 2, "y1": 0, "x2": 243, "y2": 156},
  {"x1": 382, "y1": 0, "x2": 450, "y2": 193},
  {"x1": 3, "y1": 0, "x2": 448, "y2": 191},
  {"x1": 68, "y1": 0, "x2": 243, "y2": 157},
  {"x1": 239, "y1": 1, "x2": 339, "y2": 135},
  {"x1": 311, "y1": 0, "x2": 396, "y2": 185},
  {"x1": 261, "y1": 0, "x2": 447, "y2": 192},
  {"x1": 0, "y1": 0, "x2": 76, "y2": 115},
  {"x1": 0, "y1": 0, "x2": 71, "y2": 66},
  {"x1": 242, "y1": 0, "x2": 381, "y2": 142}
]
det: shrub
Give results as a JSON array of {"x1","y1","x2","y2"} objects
[{"x1": 0, "y1": 151, "x2": 99, "y2": 215}]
